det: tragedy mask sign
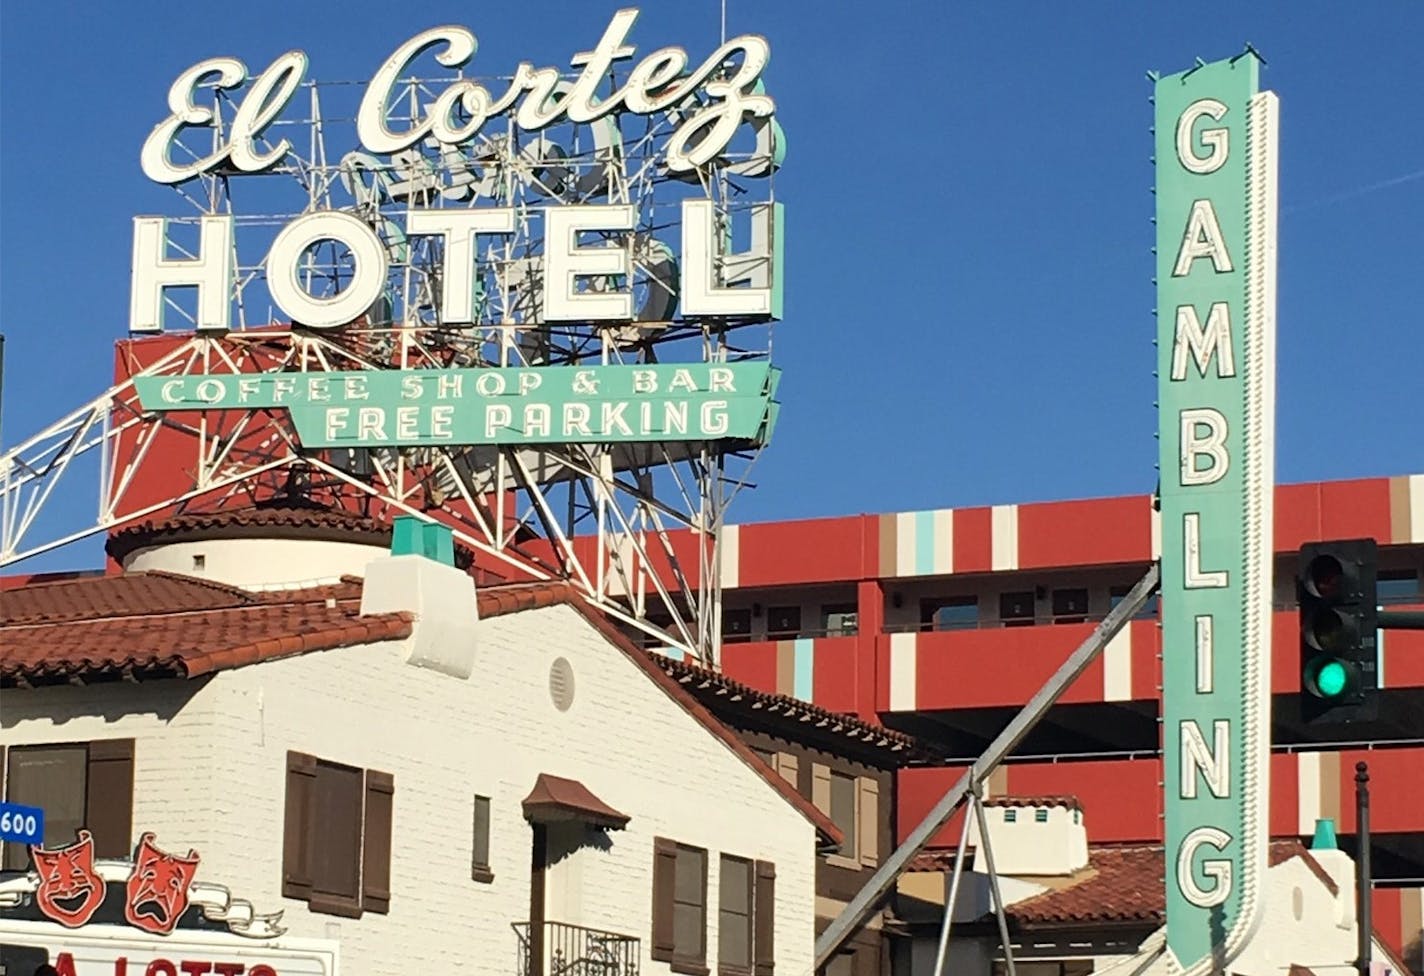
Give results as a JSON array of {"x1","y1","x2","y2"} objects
[{"x1": 124, "y1": 833, "x2": 201, "y2": 935}]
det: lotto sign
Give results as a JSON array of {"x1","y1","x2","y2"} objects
[
  {"x1": 1155, "y1": 53, "x2": 1277, "y2": 974},
  {"x1": 0, "y1": 920, "x2": 336, "y2": 976}
]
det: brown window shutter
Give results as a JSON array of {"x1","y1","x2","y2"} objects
[
  {"x1": 753, "y1": 860, "x2": 776, "y2": 976},
  {"x1": 856, "y1": 777, "x2": 879, "y2": 868},
  {"x1": 85, "y1": 739, "x2": 135, "y2": 858},
  {"x1": 309, "y1": 760, "x2": 363, "y2": 917},
  {"x1": 811, "y1": 763, "x2": 831, "y2": 815},
  {"x1": 283, "y1": 751, "x2": 317, "y2": 899},
  {"x1": 362, "y1": 770, "x2": 394, "y2": 914},
  {"x1": 650, "y1": 837, "x2": 677, "y2": 961},
  {"x1": 773, "y1": 752, "x2": 799, "y2": 789}
]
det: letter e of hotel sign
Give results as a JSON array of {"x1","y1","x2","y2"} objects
[{"x1": 1156, "y1": 53, "x2": 1277, "y2": 974}]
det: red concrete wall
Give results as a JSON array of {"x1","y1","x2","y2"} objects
[
  {"x1": 903, "y1": 623, "x2": 1108, "y2": 710},
  {"x1": 1018, "y1": 494, "x2": 1152, "y2": 568},
  {"x1": 736, "y1": 516, "x2": 868, "y2": 587},
  {"x1": 898, "y1": 758, "x2": 1164, "y2": 846}
]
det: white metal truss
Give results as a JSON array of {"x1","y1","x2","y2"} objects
[
  {"x1": 1, "y1": 49, "x2": 783, "y2": 665},
  {"x1": 0, "y1": 331, "x2": 756, "y2": 660}
]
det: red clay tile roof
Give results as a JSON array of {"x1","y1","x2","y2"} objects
[
  {"x1": 0, "y1": 570, "x2": 257, "y2": 625},
  {"x1": 105, "y1": 503, "x2": 476, "y2": 569},
  {"x1": 912, "y1": 839, "x2": 1336, "y2": 927},
  {"x1": 653, "y1": 652, "x2": 936, "y2": 764},
  {"x1": 0, "y1": 571, "x2": 842, "y2": 850},
  {"x1": 1, "y1": 605, "x2": 414, "y2": 686}
]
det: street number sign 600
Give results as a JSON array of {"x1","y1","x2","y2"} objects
[{"x1": 0, "y1": 802, "x2": 45, "y2": 845}]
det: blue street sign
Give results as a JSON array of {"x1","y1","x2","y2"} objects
[{"x1": 0, "y1": 801, "x2": 45, "y2": 846}]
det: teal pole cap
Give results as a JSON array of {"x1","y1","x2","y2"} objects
[{"x1": 1310, "y1": 817, "x2": 1338, "y2": 851}]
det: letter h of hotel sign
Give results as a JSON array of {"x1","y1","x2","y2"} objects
[{"x1": 1156, "y1": 52, "x2": 1278, "y2": 974}]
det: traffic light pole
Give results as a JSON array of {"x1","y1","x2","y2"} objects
[
  {"x1": 1355, "y1": 761, "x2": 1371, "y2": 976},
  {"x1": 1378, "y1": 611, "x2": 1424, "y2": 629}
]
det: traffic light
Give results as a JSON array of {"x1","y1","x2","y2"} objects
[{"x1": 1298, "y1": 538, "x2": 1378, "y2": 724}]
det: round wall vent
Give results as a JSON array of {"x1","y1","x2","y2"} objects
[{"x1": 549, "y1": 657, "x2": 576, "y2": 712}]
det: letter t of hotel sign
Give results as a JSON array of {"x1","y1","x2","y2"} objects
[{"x1": 1156, "y1": 52, "x2": 1277, "y2": 976}]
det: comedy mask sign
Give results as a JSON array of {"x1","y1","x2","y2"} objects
[{"x1": 128, "y1": 9, "x2": 785, "y2": 335}]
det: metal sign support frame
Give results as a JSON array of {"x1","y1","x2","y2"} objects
[{"x1": 815, "y1": 563, "x2": 1161, "y2": 970}]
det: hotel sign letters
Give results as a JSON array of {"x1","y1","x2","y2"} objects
[
  {"x1": 1156, "y1": 55, "x2": 1277, "y2": 974},
  {"x1": 127, "y1": 9, "x2": 785, "y2": 335}
]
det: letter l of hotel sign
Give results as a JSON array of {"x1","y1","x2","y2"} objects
[{"x1": 1156, "y1": 53, "x2": 1277, "y2": 974}]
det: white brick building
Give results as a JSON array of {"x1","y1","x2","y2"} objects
[{"x1": 0, "y1": 515, "x2": 839, "y2": 976}]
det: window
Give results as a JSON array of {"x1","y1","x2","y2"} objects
[
  {"x1": 821, "y1": 604, "x2": 859, "y2": 637},
  {"x1": 282, "y1": 751, "x2": 394, "y2": 917},
  {"x1": 812, "y1": 765, "x2": 878, "y2": 867},
  {"x1": 766, "y1": 606, "x2": 801, "y2": 639},
  {"x1": 921, "y1": 597, "x2": 978, "y2": 631},
  {"x1": 1003, "y1": 809, "x2": 1017, "y2": 823},
  {"x1": 1051, "y1": 588, "x2": 1089, "y2": 624},
  {"x1": 1034, "y1": 808, "x2": 1049, "y2": 823},
  {"x1": 718, "y1": 855, "x2": 777, "y2": 976},
  {"x1": 999, "y1": 591, "x2": 1036, "y2": 627},
  {"x1": 1, "y1": 740, "x2": 133, "y2": 870},
  {"x1": 1111, "y1": 586, "x2": 1160, "y2": 619},
  {"x1": 719, "y1": 855, "x2": 752, "y2": 973},
  {"x1": 472, "y1": 794, "x2": 493, "y2": 883},
  {"x1": 724, "y1": 608, "x2": 753, "y2": 643},
  {"x1": 652, "y1": 838, "x2": 708, "y2": 972},
  {"x1": 829, "y1": 773, "x2": 857, "y2": 859},
  {"x1": 771, "y1": 751, "x2": 799, "y2": 788},
  {"x1": 1379, "y1": 570, "x2": 1420, "y2": 605}
]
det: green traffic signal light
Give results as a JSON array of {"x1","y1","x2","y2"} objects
[
  {"x1": 1304, "y1": 655, "x2": 1359, "y2": 701},
  {"x1": 1297, "y1": 539, "x2": 1379, "y2": 725},
  {"x1": 1314, "y1": 660, "x2": 1349, "y2": 698}
]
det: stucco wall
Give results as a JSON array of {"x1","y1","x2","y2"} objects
[
  {"x1": 1, "y1": 602, "x2": 818, "y2": 976},
  {"x1": 122, "y1": 537, "x2": 387, "y2": 589}
]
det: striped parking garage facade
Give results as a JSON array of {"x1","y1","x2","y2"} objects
[{"x1": 709, "y1": 474, "x2": 1424, "y2": 591}]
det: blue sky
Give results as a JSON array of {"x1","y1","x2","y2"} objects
[{"x1": 1, "y1": 1, "x2": 1421, "y2": 570}]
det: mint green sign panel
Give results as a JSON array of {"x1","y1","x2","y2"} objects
[
  {"x1": 1156, "y1": 54, "x2": 1277, "y2": 975},
  {"x1": 135, "y1": 363, "x2": 781, "y2": 448}
]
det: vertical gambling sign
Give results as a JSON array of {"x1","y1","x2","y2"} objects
[{"x1": 1156, "y1": 53, "x2": 1278, "y2": 974}]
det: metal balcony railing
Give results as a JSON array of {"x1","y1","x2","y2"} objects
[{"x1": 513, "y1": 920, "x2": 641, "y2": 976}]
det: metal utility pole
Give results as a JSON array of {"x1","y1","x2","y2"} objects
[
  {"x1": 1355, "y1": 761, "x2": 1372, "y2": 976},
  {"x1": 815, "y1": 563, "x2": 1161, "y2": 969}
]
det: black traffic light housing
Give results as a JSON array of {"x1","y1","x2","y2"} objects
[{"x1": 1298, "y1": 538, "x2": 1378, "y2": 724}]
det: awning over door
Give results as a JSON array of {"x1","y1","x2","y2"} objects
[{"x1": 522, "y1": 773, "x2": 631, "y2": 830}]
